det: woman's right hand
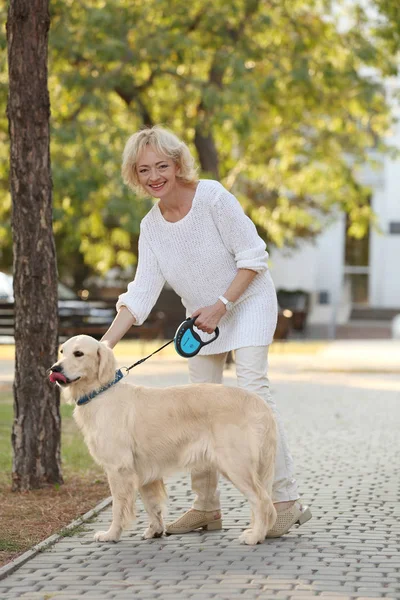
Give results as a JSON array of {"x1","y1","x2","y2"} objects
[{"x1": 191, "y1": 302, "x2": 226, "y2": 334}]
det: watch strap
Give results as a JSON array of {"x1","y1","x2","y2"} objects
[{"x1": 218, "y1": 295, "x2": 233, "y2": 310}]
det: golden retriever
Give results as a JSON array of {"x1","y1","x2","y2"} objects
[{"x1": 49, "y1": 335, "x2": 277, "y2": 545}]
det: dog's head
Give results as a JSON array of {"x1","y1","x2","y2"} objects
[{"x1": 48, "y1": 335, "x2": 116, "y2": 402}]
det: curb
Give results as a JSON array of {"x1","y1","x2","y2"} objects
[{"x1": 0, "y1": 496, "x2": 112, "y2": 582}]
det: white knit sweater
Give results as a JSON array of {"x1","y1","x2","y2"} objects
[{"x1": 117, "y1": 179, "x2": 278, "y2": 354}]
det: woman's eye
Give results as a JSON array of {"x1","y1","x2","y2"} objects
[
  {"x1": 159, "y1": 164, "x2": 168, "y2": 169},
  {"x1": 139, "y1": 169, "x2": 148, "y2": 174},
  {"x1": 74, "y1": 351, "x2": 84, "y2": 358}
]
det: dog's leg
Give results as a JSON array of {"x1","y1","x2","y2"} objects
[
  {"x1": 235, "y1": 475, "x2": 273, "y2": 545},
  {"x1": 140, "y1": 480, "x2": 168, "y2": 539},
  {"x1": 237, "y1": 483, "x2": 275, "y2": 546},
  {"x1": 94, "y1": 469, "x2": 137, "y2": 542},
  {"x1": 218, "y1": 456, "x2": 274, "y2": 545}
]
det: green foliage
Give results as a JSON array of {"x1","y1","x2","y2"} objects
[
  {"x1": 1, "y1": 0, "x2": 399, "y2": 286},
  {"x1": 368, "y1": 0, "x2": 400, "y2": 56}
]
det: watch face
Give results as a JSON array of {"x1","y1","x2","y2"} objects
[{"x1": 226, "y1": 301, "x2": 234, "y2": 311}]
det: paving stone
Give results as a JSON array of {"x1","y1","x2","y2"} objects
[{"x1": 1, "y1": 369, "x2": 400, "y2": 598}]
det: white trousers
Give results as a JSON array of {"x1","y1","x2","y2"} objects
[{"x1": 188, "y1": 346, "x2": 299, "y2": 510}]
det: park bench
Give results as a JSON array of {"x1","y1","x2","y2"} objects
[{"x1": 0, "y1": 302, "x2": 167, "y2": 342}]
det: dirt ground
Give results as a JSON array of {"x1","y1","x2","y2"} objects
[{"x1": 0, "y1": 474, "x2": 109, "y2": 568}]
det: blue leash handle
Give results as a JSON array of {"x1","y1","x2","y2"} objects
[
  {"x1": 124, "y1": 317, "x2": 219, "y2": 371},
  {"x1": 174, "y1": 317, "x2": 219, "y2": 358}
]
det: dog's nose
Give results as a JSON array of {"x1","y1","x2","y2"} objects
[{"x1": 50, "y1": 364, "x2": 63, "y2": 373}]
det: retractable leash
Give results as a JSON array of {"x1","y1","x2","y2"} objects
[
  {"x1": 122, "y1": 317, "x2": 220, "y2": 375},
  {"x1": 174, "y1": 317, "x2": 219, "y2": 358},
  {"x1": 73, "y1": 318, "x2": 219, "y2": 406}
]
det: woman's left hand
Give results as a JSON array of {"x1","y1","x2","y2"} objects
[{"x1": 191, "y1": 302, "x2": 226, "y2": 334}]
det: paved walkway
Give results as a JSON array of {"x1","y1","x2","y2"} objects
[{"x1": 1, "y1": 346, "x2": 400, "y2": 599}]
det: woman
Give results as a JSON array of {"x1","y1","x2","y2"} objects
[{"x1": 101, "y1": 125, "x2": 312, "y2": 537}]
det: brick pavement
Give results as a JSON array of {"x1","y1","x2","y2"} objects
[{"x1": 1, "y1": 362, "x2": 400, "y2": 599}]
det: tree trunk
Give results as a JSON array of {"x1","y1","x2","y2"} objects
[
  {"x1": 193, "y1": 58, "x2": 225, "y2": 179},
  {"x1": 193, "y1": 2, "x2": 260, "y2": 179},
  {"x1": 7, "y1": 0, "x2": 62, "y2": 491},
  {"x1": 194, "y1": 124, "x2": 220, "y2": 179}
]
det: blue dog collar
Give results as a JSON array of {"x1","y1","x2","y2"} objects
[{"x1": 76, "y1": 369, "x2": 124, "y2": 406}]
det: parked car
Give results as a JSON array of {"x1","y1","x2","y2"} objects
[
  {"x1": 0, "y1": 272, "x2": 13, "y2": 302},
  {"x1": 0, "y1": 272, "x2": 115, "y2": 340},
  {"x1": 56, "y1": 282, "x2": 115, "y2": 329},
  {"x1": 58, "y1": 284, "x2": 116, "y2": 337}
]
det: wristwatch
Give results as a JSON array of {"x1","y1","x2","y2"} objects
[{"x1": 218, "y1": 295, "x2": 234, "y2": 312}]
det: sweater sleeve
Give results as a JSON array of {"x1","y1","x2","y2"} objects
[
  {"x1": 212, "y1": 187, "x2": 269, "y2": 272},
  {"x1": 116, "y1": 229, "x2": 166, "y2": 326}
]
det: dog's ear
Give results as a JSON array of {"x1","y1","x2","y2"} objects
[{"x1": 97, "y1": 342, "x2": 116, "y2": 386}]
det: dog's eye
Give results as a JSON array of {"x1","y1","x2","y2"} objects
[
  {"x1": 59, "y1": 349, "x2": 63, "y2": 354},
  {"x1": 74, "y1": 351, "x2": 84, "y2": 358}
]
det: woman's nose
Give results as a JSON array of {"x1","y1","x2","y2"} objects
[{"x1": 148, "y1": 167, "x2": 161, "y2": 180}]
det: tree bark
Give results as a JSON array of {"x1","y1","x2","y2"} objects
[
  {"x1": 194, "y1": 59, "x2": 224, "y2": 179},
  {"x1": 194, "y1": 123, "x2": 220, "y2": 179},
  {"x1": 7, "y1": 0, "x2": 62, "y2": 491}
]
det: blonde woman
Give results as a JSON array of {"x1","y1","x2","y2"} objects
[{"x1": 101, "y1": 125, "x2": 312, "y2": 537}]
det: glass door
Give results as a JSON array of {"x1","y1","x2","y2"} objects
[{"x1": 344, "y1": 210, "x2": 370, "y2": 306}]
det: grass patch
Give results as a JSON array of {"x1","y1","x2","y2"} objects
[
  {"x1": 58, "y1": 524, "x2": 90, "y2": 538},
  {"x1": 0, "y1": 539, "x2": 24, "y2": 552},
  {"x1": 0, "y1": 398, "x2": 13, "y2": 476},
  {"x1": 0, "y1": 394, "x2": 103, "y2": 484},
  {"x1": 0, "y1": 390, "x2": 108, "y2": 568}
]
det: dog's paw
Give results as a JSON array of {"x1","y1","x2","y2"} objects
[
  {"x1": 239, "y1": 528, "x2": 263, "y2": 546},
  {"x1": 142, "y1": 526, "x2": 164, "y2": 540},
  {"x1": 94, "y1": 530, "x2": 120, "y2": 543}
]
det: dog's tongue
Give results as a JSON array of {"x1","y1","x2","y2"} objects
[{"x1": 49, "y1": 372, "x2": 67, "y2": 384}]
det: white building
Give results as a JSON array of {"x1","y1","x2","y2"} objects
[{"x1": 269, "y1": 78, "x2": 400, "y2": 338}]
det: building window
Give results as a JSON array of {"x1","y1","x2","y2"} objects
[{"x1": 344, "y1": 202, "x2": 370, "y2": 306}]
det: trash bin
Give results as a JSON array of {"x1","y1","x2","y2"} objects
[{"x1": 276, "y1": 289, "x2": 310, "y2": 332}]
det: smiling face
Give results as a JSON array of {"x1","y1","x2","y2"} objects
[{"x1": 136, "y1": 146, "x2": 181, "y2": 200}]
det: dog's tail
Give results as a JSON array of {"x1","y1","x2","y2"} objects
[{"x1": 258, "y1": 415, "x2": 277, "y2": 530}]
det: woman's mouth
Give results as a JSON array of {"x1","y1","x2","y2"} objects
[{"x1": 149, "y1": 182, "x2": 166, "y2": 191}]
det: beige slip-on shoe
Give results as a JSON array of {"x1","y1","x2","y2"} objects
[
  {"x1": 165, "y1": 509, "x2": 222, "y2": 535},
  {"x1": 266, "y1": 501, "x2": 312, "y2": 538}
]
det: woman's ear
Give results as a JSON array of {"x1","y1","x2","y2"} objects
[{"x1": 97, "y1": 342, "x2": 116, "y2": 386}]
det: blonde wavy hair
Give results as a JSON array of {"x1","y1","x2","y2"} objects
[{"x1": 122, "y1": 126, "x2": 198, "y2": 192}]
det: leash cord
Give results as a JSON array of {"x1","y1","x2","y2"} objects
[{"x1": 124, "y1": 338, "x2": 175, "y2": 372}]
